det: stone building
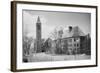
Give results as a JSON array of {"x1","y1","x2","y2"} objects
[
  {"x1": 47, "y1": 26, "x2": 91, "y2": 55},
  {"x1": 61, "y1": 26, "x2": 89, "y2": 55}
]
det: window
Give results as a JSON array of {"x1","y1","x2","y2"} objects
[
  {"x1": 74, "y1": 38, "x2": 79, "y2": 42},
  {"x1": 77, "y1": 44, "x2": 78, "y2": 47},
  {"x1": 74, "y1": 38, "x2": 76, "y2": 42},
  {"x1": 77, "y1": 43, "x2": 80, "y2": 47}
]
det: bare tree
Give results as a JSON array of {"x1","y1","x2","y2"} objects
[
  {"x1": 49, "y1": 29, "x2": 58, "y2": 40},
  {"x1": 48, "y1": 27, "x2": 64, "y2": 54},
  {"x1": 23, "y1": 35, "x2": 33, "y2": 62},
  {"x1": 49, "y1": 27, "x2": 63, "y2": 40}
]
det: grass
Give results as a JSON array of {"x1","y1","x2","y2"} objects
[{"x1": 27, "y1": 53, "x2": 91, "y2": 62}]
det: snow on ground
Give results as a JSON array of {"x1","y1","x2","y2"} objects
[{"x1": 28, "y1": 53, "x2": 91, "y2": 62}]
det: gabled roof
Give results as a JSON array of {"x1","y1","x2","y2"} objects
[
  {"x1": 49, "y1": 26, "x2": 85, "y2": 40},
  {"x1": 62, "y1": 26, "x2": 85, "y2": 38}
]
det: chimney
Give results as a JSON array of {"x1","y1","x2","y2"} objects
[{"x1": 69, "y1": 26, "x2": 72, "y2": 32}]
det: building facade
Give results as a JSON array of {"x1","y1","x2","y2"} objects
[{"x1": 46, "y1": 26, "x2": 91, "y2": 55}]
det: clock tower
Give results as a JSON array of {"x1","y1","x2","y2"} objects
[{"x1": 36, "y1": 16, "x2": 41, "y2": 52}]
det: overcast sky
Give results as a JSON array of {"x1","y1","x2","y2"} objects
[{"x1": 23, "y1": 10, "x2": 91, "y2": 39}]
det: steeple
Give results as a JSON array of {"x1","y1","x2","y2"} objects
[{"x1": 37, "y1": 16, "x2": 41, "y2": 23}]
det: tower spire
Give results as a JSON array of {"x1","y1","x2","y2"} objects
[{"x1": 37, "y1": 16, "x2": 41, "y2": 23}]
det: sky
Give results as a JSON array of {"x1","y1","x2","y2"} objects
[{"x1": 23, "y1": 10, "x2": 91, "y2": 39}]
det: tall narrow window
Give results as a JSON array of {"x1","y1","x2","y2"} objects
[
  {"x1": 74, "y1": 38, "x2": 76, "y2": 42},
  {"x1": 77, "y1": 43, "x2": 79, "y2": 47}
]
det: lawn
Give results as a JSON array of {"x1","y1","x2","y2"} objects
[{"x1": 27, "y1": 53, "x2": 91, "y2": 62}]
